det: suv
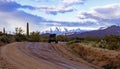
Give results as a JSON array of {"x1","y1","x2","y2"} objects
[{"x1": 48, "y1": 34, "x2": 58, "y2": 43}]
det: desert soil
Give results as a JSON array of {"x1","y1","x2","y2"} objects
[
  {"x1": 0, "y1": 42, "x2": 101, "y2": 69},
  {"x1": 0, "y1": 43, "x2": 16, "y2": 69}
]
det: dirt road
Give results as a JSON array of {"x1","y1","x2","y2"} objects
[{"x1": 1, "y1": 42, "x2": 99, "y2": 69}]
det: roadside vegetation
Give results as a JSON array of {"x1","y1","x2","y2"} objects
[
  {"x1": 67, "y1": 35, "x2": 120, "y2": 51},
  {"x1": 0, "y1": 23, "x2": 41, "y2": 44},
  {"x1": 0, "y1": 28, "x2": 41, "y2": 44},
  {"x1": 67, "y1": 35, "x2": 120, "y2": 69}
]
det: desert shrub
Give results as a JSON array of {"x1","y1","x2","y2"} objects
[
  {"x1": 91, "y1": 39, "x2": 120, "y2": 50},
  {"x1": 83, "y1": 36, "x2": 100, "y2": 42},
  {"x1": 0, "y1": 32, "x2": 3, "y2": 36},
  {"x1": 103, "y1": 35, "x2": 120, "y2": 42},
  {"x1": 14, "y1": 27, "x2": 26, "y2": 42},
  {"x1": 0, "y1": 35, "x2": 15, "y2": 43},
  {"x1": 14, "y1": 34, "x2": 26, "y2": 42},
  {"x1": 8, "y1": 35, "x2": 15, "y2": 42},
  {"x1": 67, "y1": 38, "x2": 82, "y2": 49},
  {"x1": 27, "y1": 31, "x2": 40, "y2": 42},
  {"x1": 40, "y1": 36, "x2": 49, "y2": 42},
  {"x1": 68, "y1": 37, "x2": 85, "y2": 44},
  {"x1": 82, "y1": 35, "x2": 120, "y2": 50},
  {"x1": 67, "y1": 41, "x2": 74, "y2": 48},
  {"x1": 57, "y1": 35, "x2": 69, "y2": 42},
  {"x1": 106, "y1": 42, "x2": 120, "y2": 50},
  {"x1": 87, "y1": 41, "x2": 97, "y2": 47},
  {"x1": 67, "y1": 39, "x2": 81, "y2": 45},
  {"x1": 103, "y1": 35, "x2": 120, "y2": 50},
  {"x1": 97, "y1": 40, "x2": 108, "y2": 48},
  {"x1": 67, "y1": 43, "x2": 75, "y2": 49},
  {"x1": 0, "y1": 35, "x2": 9, "y2": 43}
]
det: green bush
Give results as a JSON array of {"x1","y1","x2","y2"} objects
[
  {"x1": 68, "y1": 35, "x2": 120, "y2": 51},
  {"x1": 0, "y1": 35, "x2": 15, "y2": 43},
  {"x1": 14, "y1": 27, "x2": 26, "y2": 42},
  {"x1": 103, "y1": 35, "x2": 120, "y2": 50},
  {"x1": 97, "y1": 40, "x2": 108, "y2": 48},
  {"x1": 27, "y1": 31, "x2": 40, "y2": 42},
  {"x1": 0, "y1": 35, "x2": 9, "y2": 43},
  {"x1": 40, "y1": 36, "x2": 49, "y2": 42},
  {"x1": 57, "y1": 35, "x2": 70, "y2": 42},
  {"x1": 84, "y1": 36, "x2": 101, "y2": 42},
  {"x1": 14, "y1": 34, "x2": 26, "y2": 42}
]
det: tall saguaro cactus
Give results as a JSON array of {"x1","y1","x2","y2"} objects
[
  {"x1": 27, "y1": 22, "x2": 29, "y2": 36},
  {"x1": 3, "y1": 27, "x2": 5, "y2": 34}
]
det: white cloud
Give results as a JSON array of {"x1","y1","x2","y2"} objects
[
  {"x1": 0, "y1": 0, "x2": 14, "y2": 2},
  {"x1": 0, "y1": 10, "x2": 48, "y2": 33},
  {"x1": 29, "y1": 0, "x2": 86, "y2": 15},
  {"x1": 90, "y1": 4, "x2": 120, "y2": 19},
  {"x1": 3, "y1": 0, "x2": 119, "y2": 32},
  {"x1": 78, "y1": 3, "x2": 120, "y2": 26},
  {"x1": 62, "y1": 0, "x2": 85, "y2": 6},
  {"x1": 34, "y1": 0, "x2": 55, "y2": 2},
  {"x1": 0, "y1": 12, "x2": 25, "y2": 33},
  {"x1": 38, "y1": 5, "x2": 74, "y2": 15}
]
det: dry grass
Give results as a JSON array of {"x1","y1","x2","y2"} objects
[{"x1": 70, "y1": 43, "x2": 120, "y2": 69}]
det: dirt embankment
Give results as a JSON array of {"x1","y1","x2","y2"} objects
[{"x1": 70, "y1": 43, "x2": 120, "y2": 69}]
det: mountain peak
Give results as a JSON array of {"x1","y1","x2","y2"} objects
[
  {"x1": 68, "y1": 25, "x2": 120, "y2": 38},
  {"x1": 42, "y1": 27, "x2": 86, "y2": 34},
  {"x1": 107, "y1": 25, "x2": 120, "y2": 29}
]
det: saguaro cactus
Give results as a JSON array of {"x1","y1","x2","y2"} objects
[
  {"x1": 3, "y1": 27, "x2": 5, "y2": 34},
  {"x1": 27, "y1": 22, "x2": 29, "y2": 36}
]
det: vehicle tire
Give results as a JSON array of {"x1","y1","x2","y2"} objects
[
  {"x1": 48, "y1": 40, "x2": 51, "y2": 43},
  {"x1": 55, "y1": 41, "x2": 58, "y2": 44}
]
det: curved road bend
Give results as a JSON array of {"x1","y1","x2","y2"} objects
[{"x1": 1, "y1": 42, "x2": 102, "y2": 69}]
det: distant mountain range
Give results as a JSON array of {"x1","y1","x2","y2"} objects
[
  {"x1": 42, "y1": 27, "x2": 87, "y2": 35},
  {"x1": 68, "y1": 25, "x2": 120, "y2": 38}
]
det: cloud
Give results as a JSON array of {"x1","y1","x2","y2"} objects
[
  {"x1": 0, "y1": 0, "x2": 35, "y2": 12},
  {"x1": 0, "y1": 11, "x2": 47, "y2": 32},
  {"x1": 0, "y1": 0, "x2": 99, "y2": 32},
  {"x1": 0, "y1": 0, "x2": 14, "y2": 2},
  {"x1": 3, "y1": 0, "x2": 119, "y2": 32},
  {"x1": 45, "y1": 20, "x2": 98, "y2": 27},
  {"x1": 78, "y1": 4, "x2": 120, "y2": 26},
  {"x1": 29, "y1": 0, "x2": 86, "y2": 15},
  {"x1": 0, "y1": 0, "x2": 84, "y2": 32},
  {"x1": 62, "y1": 0, "x2": 85, "y2": 6},
  {"x1": 31, "y1": 0, "x2": 86, "y2": 6},
  {"x1": 38, "y1": 6, "x2": 74, "y2": 15},
  {"x1": 30, "y1": 0, "x2": 53, "y2": 2},
  {"x1": 0, "y1": 1, "x2": 49, "y2": 33}
]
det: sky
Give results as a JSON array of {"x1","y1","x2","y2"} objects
[{"x1": 0, "y1": 0, "x2": 120, "y2": 33}]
